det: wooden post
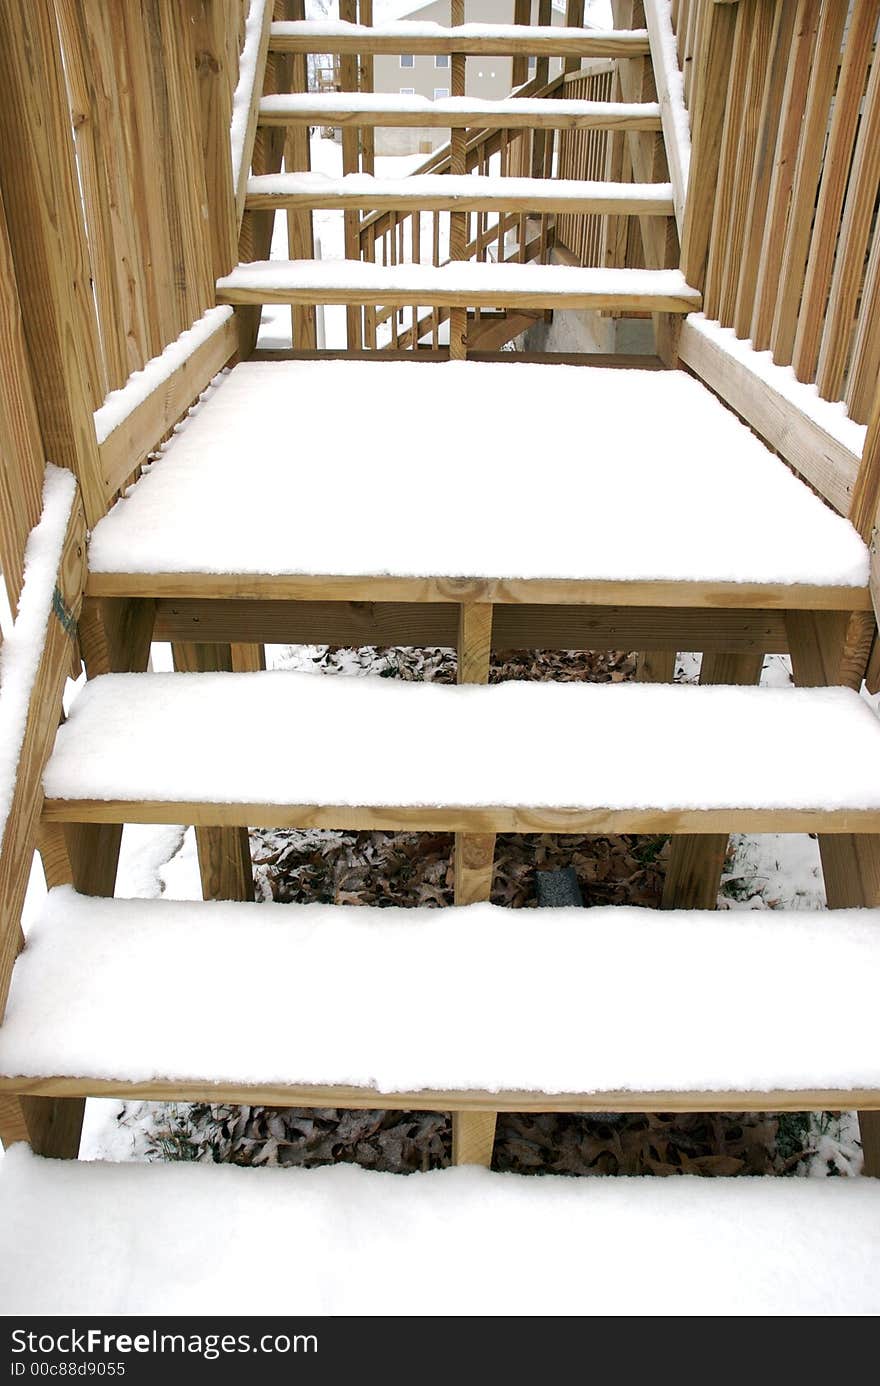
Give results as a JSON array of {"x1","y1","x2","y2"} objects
[
  {"x1": 635, "y1": 650, "x2": 676, "y2": 683},
  {"x1": 0, "y1": 0, "x2": 106, "y2": 528},
  {"x1": 784, "y1": 608, "x2": 880, "y2": 1174},
  {"x1": 455, "y1": 602, "x2": 495, "y2": 905},
  {"x1": 171, "y1": 642, "x2": 255, "y2": 901},
  {"x1": 0, "y1": 1094, "x2": 85, "y2": 1158},
  {"x1": 449, "y1": 0, "x2": 468, "y2": 361},
  {"x1": 452, "y1": 1110, "x2": 497, "y2": 1167},
  {"x1": 190, "y1": 0, "x2": 240, "y2": 282},
  {"x1": 339, "y1": 0, "x2": 362, "y2": 351},
  {"x1": 662, "y1": 650, "x2": 764, "y2": 910}
]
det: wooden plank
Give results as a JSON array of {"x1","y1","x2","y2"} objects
[
  {"x1": 41, "y1": 799, "x2": 880, "y2": 835},
  {"x1": 792, "y1": 2, "x2": 879, "y2": 385},
  {"x1": 97, "y1": 314, "x2": 240, "y2": 501},
  {"x1": 677, "y1": 318, "x2": 860, "y2": 517},
  {"x1": 716, "y1": 3, "x2": 776, "y2": 326},
  {"x1": 246, "y1": 183, "x2": 676, "y2": 216},
  {"x1": 217, "y1": 279, "x2": 702, "y2": 312},
  {"x1": 635, "y1": 650, "x2": 676, "y2": 682},
  {"x1": 750, "y1": 0, "x2": 819, "y2": 351},
  {"x1": 190, "y1": 0, "x2": 240, "y2": 280},
  {"x1": 248, "y1": 348, "x2": 668, "y2": 365},
  {"x1": 815, "y1": 33, "x2": 880, "y2": 405},
  {"x1": 678, "y1": 0, "x2": 737, "y2": 293},
  {"x1": 90, "y1": 569, "x2": 872, "y2": 612},
  {"x1": 732, "y1": 0, "x2": 798, "y2": 339},
  {"x1": 662, "y1": 649, "x2": 764, "y2": 910},
  {"x1": 0, "y1": 494, "x2": 86, "y2": 1023},
  {"x1": 4, "y1": 1073, "x2": 880, "y2": 1116},
  {"x1": 171, "y1": 642, "x2": 255, "y2": 902},
  {"x1": 257, "y1": 101, "x2": 664, "y2": 130},
  {"x1": 0, "y1": 1093, "x2": 85, "y2": 1158},
  {"x1": 643, "y1": 0, "x2": 689, "y2": 233},
  {"x1": 454, "y1": 600, "x2": 494, "y2": 906},
  {"x1": 339, "y1": 0, "x2": 361, "y2": 352},
  {"x1": 153, "y1": 598, "x2": 788, "y2": 651},
  {"x1": 846, "y1": 220, "x2": 880, "y2": 426},
  {"x1": 268, "y1": 27, "x2": 652, "y2": 58},
  {"x1": 702, "y1": 0, "x2": 753, "y2": 320},
  {"x1": 0, "y1": 0, "x2": 106, "y2": 527},
  {"x1": 452, "y1": 1110, "x2": 497, "y2": 1167},
  {"x1": 0, "y1": 193, "x2": 46, "y2": 613},
  {"x1": 234, "y1": 0, "x2": 275, "y2": 225}
]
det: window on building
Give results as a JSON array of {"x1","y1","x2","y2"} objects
[
  {"x1": 399, "y1": 86, "x2": 415, "y2": 95},
  {"x1": 400, "y1": 54, "x2": 414, "y2": 68},
  {"x1": 435, "y1": 54, "x2": 449, "y2": 68},
  {"x1": 433, "y1": 87, "x2": 449, "y2": 99}
]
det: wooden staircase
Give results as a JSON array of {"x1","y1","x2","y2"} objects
[
  {"x1": 3, "y1": 0, "x2": 880, "y2": 1317},
  {"x1": 230, "y1": 6, "x2": 692, "y2": 356}
]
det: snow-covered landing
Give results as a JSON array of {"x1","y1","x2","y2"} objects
[
  {"x1": 87, "y1": 362, "x2": 868, "y2": 587},
  {"x1": 42, "y1": 676, "x2": 880, "y2": 814},
  {"x1": 2, "y1": 1147, "x2": 879, "y2": 1315},
  {"x1": 4, "y1": 887, "x2": 880, "y2": 1095}
]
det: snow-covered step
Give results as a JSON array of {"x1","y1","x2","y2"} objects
[
  {"x1": 4, "y1": 888, "x2": 880, "y2": 1105},
  {"x1": 216, "y1": 260, "x2": 700, "y2": 312},
  {"x1": 41, "y1": 676, "x2": 880, "y2": 833},
  {"x1": 269, "y1": 20, "x2": 652, "y2": 59},
  {"x1": 246, "y1": 172, "x2": 676, "y2": 216},
  {"x1": 4, "y1": 1145, "x2": 879, "y2": 1314},
  {"x1": 259, "y1": 92, "x2": 662, "y2": 131},
  {"x1": 85, "y1": 362, "x2": 869, "y2": 603}
]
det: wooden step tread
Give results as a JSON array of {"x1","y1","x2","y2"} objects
[
  {"x1": 216, "y1": 260, "x2": 700, "y2": 312},
  {"x1": 4, "y1": 1145, "x2": 879, "y2": 1314},
  {"x1": 259, "y1": 92, "x2": 662, "y2": 130},
  {"x1": 4, "y1": 888, "x2": 880, "y2": 1112},
  {"x1": 246, "y1": 172, "x2": 675, "y2": 215},
  {"x1": 269, "y1": 20, "x2": 652, "y2": 58},
  {"x1": 41, "y1": 676, "x2": 880, "y2": 832},
  {"x1": 86, "y1": 360, "x2": 868, "y2": 605}
]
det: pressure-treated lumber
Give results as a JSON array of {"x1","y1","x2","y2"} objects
[
  {"x1": 246, "y1": 175, "x2": 676, "y2": 216},
  {"x1": 97, "y1": 314, "x2": 240, "y2": 501},
  {"x1": 171, "y1": 642, "x2": 255, "y2": 903},
  {"x1": 257, "y1": 95, "x2": 663, "y2": 130},
  {"x1": 0, "y1": 0, "x2": 106, "y2": 527},
  {"x1": 643, "y1": 0, "x2": 688, "y2": 233},
  {"x1": 452, "y1": 1111, "x2": 497, "y2": 1167},
  {"x1": 233, "y1": 0, "x2": 274, "y2": 225},
  {"x1": 216, "y1": 262, "x2": 701, "y2": 311},
  {"x1": 0, "y1": 1095, "x2": 84, "y2": 1159},
  {"x1": 662, "y1": 650, "x2": 764, "y2": 910},
  {"x1": 89, "y1": 571, "x2": 871, "y2": 612},
  {"x1": 268, "y1": 22, "x2": 652, "y2": 57},
  {"x1": 152, "y1": 599, "x2": 789, "y2": 653},
  {"x1": 678, "y1": 0, "x2": 737, "y2": 292},
  {"x1": 677, "y1": 319, "x2": 860, "y2": 518}
]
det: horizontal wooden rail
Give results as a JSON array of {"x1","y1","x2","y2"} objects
[
  {"x1": 2, "y1": 1073, "x2": 877, "y2": 1115},
  {"x1": 97, "y1": 315, "x2": 240, "y2": 502},
  {"x1": 247, "y1": 174, "x2": 675, "y2": 216},
  {"x1": 269, "y1": 21, "x2": 651, "y2": 59},
  {"x1": 258, "y1": 95, "x2": 662, "y2": 130},
  {"x1": 85, "y1": 571, "x2": 872, "y2": 611}
]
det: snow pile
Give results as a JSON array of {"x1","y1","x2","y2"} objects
[
  {"x1": 92, "y1": 308, "x2": 235, "y2": 446},
  {"x1": 271, "y1": 20, "x2": 646, "y2": 40},
  {"x1": 230, "y1": 0, "x2": 270, "y2": 189},
  {"x1": 88, "y1": 361, "x2": 867, "y2": 585},
  {"x1": 5, "y1": 886, "x2": 880, "y2": 1094},
  {"x1": 2, "y1": 1147, "x2": 880, "y2": 1314},
  {"x1": 687, "y1": 315, "x2": 868, "y2": 458},
  {"x1": 0, "y1": 467, "x2": 77, "y2": 855},
  {"x1": 42, "y1": 676, "x2": 880, "y2": 812}
]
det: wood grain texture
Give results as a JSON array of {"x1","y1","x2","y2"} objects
[
  {"x1": 258, "y1": 102, "x2": 664, "y2": 131},
  {"x1": 2, "y1": 1074, "x2": 879, "y2": 1115},
  {"x1": 88, "y1": 570, "x2": 871, "y2": 612},
  {"x1": 0, "y1": 0, "x2": 106, "y2": 526},
  {"x1": 268, "y1": 29, "x2": 652, "y2": 57},
  {"x1": 171, "y1": 641, "x2": 255, "y2": 902},
  {"x1": 452, "y1": 1110, "x2": 497, "y2": 1167}
]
